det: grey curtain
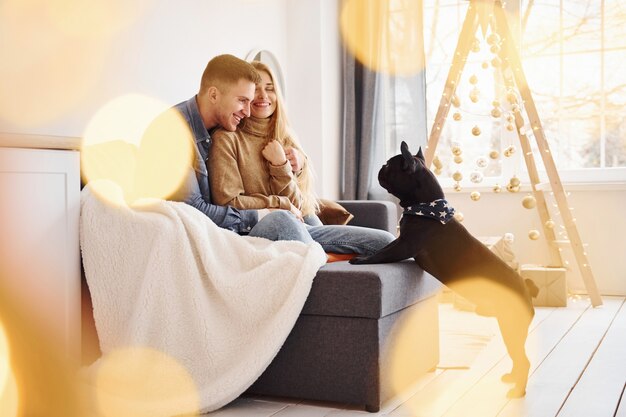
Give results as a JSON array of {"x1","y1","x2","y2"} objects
[
  {"x1": 341, "y1": 50, "x2": 381, "y2": 200},
  {"x1": 340, "y1": 1, "x2": 428, "y2": 201}
]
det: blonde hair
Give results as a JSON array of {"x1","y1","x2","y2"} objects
[
  {"x1": 249, "y1": 60, "x2": 319, "y2": 216},
  {"x1": 199, "y1": 54, "x2": 261, "y2": 94}
]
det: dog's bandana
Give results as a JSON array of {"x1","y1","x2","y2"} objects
[{"x1": 404, "y1": 199, "x2": 455, "y2": 224}]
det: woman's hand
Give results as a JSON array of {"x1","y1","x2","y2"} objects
[
  {"x1": 285, "y1": 147, "x2": 304, "y2": 173},
  {"x1": 262, "y1": 140, "x2": 288, "y2": 166},
  {"x1": 288, "y1": 202, "x2": 303, "y2": 221}
]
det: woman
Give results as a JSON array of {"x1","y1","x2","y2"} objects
[
  {"x1": 209, "y1": 60, "x2": 319, "y2": 225},
  {"x1": 209, "y1": 61, "x2": 394, "y2": 254}
]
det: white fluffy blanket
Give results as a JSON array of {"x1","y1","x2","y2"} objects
[{"x1": 79, "y1": 183, "x2": 327, "y2": 415}]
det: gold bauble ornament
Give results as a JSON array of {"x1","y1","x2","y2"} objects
[
  {"x1": 453, "y1": 212, "x2": 464, "y2": 222},
  {"x1": 470, "y1": 191, "x2": 481, "y2": 201},
  {"x1": 522, "y1": 195, "x2": 537, "y2": 209},
  {"x1": 506, "y1": 184, "x2": 520, "y2": 193},
  {"x1": 493, "y1": 184, "x2": 502, "y2": 193},
  {"x1": 454, "y1": 155, "x2": 463, "y2": 164},
  {"x1": 469, "y1": 74, "x2": 478, "y2": 84},
  {"x1": 506, "y1": 113, "x2": 515, "y2": 123},
  {"x1": 433, "y1": 155, "x2": 443, "y2": 169},
  {"x1": 491, "y1": 108, "x2": 502, "y2": 118},
  {"x1": 434, "y1": 168, "x2": 442, "y2": 175},
  {"x1": 511, "y1": 103, "x2": 521, "y2": 113},
  {"x1": 482, "y1": 61, "x2": 489, "y2": 69},
  {"x1": 453, "y1": 183, "x2": 462, "y2": 192},
  {"x1": 506, "y1": 91, "x2": 518, "y2": 104},
  {"x1": 509, "y1": 176, "x2": 521, "y2": 186},
  {"x1": 489, "y1": 150, "x2": 499, "y2": 159},
  {"x1": 475, "y1": 156, "x2": 488, "y2": 168},
  {"x1": 487, "y1": 33, "x2": 501, "y2": 45},
  {"x1": 528, "y1": 230, "x2": 540, "y2": 240},
  {"x1": 491, "y1": 56, "x2": 502, "y2": 67},
  {"x1": 471, "y1": 126, "x2": 481, "y2": 136},
  {"x1": 506, "y1": 123, "x2": 515, "y2": 131},
  {"x1": 545, "y1": 220, "x2": 556, "y2": 229},
  {"x1": 503, "y1": 146, "x2": 516, "y2": 158},
  {"x1": 452, "y1": 171, "x2": 463, "y2": 182},
  {"x1": 470, "y1": 171, "x2": 484, "y2": 183},
  {"x1": 469, "y1": 87, "x2": 480, "y2": 103},
  {"x1": 451, "y1": 94, "x2": 460, "y2": 107},
  {"x1": 452, "y1": 112, "x2": 462, "y2": 121},
  {"x1": 451, "y1": 146, "x2": 462, "y2": 156}
]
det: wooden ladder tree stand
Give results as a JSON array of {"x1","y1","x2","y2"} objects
[{"x1": 424, "y1": 0, "x2": 602, "y2": 307}]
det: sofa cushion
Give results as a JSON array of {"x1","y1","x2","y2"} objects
[
  {"x1": 301, "y1": 260, "x2": 442, "y2": 319},
  {"x1": 317, "y1": 199, "x2": 354, "y2": 225}
]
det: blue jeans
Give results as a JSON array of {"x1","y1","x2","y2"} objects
[{"x1": 249, "y1": 211, "x2": 395, "y2": 255}]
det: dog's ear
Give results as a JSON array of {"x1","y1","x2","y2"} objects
[
  {"x1": 415, "y1": 146, "x2": 425, "y2": 162},
  {"x1": 400, "y1": 141, "x2": 416, "y2": 171}
]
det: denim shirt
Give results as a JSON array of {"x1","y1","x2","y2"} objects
[{"x1": 171, "y1": 96, "x2": 258, "y2": 233}]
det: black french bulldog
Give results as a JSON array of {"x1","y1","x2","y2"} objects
[{"x1": 350, "y1": 141, "x2": 538, "y2": 398}]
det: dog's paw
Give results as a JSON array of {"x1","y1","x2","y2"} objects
[
  {"x1": 501, "y1": 360, "x2": 529, "y2": 398},
  {"x1": 502, "y1": 372, "x2": 527, "y2": 398},
  {"x1": 349, "y1": 256, "x2": 369, "y2": 265},
  {"x1": 506, "y1": 385, "x2": 527, "y2": 398}
]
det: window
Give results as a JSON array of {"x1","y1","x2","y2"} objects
[
  {"x1": 423, "y1": 0, "x2": 626, "y2": 187},
  {"x1": 365, "y1": 0, "x2": 429, "y2": 199},
  {"x1": 379, "y1": 0, "x2": 428, "y2": 160}
]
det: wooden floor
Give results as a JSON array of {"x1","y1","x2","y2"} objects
[{"x1": 206, "y1": 295, "x2": 626, "y2": 417}]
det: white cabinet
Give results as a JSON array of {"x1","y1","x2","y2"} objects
[{"x1": 0, "y1": 141, "x2": 81, "y2": 360}]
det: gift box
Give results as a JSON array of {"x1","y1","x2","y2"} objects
[
  {"x1": 477, "y1": 235, "x2": 519, "y2": 272},
  {"x1": 452, "y1": 235, "x2": 520, "y2": 311},
  {"x1": 520, "y1": 264, "x2": 568, "y2": 307}
]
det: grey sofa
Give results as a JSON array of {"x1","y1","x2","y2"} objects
[{"x1": 247, "y1": 200, "x2": 442, "y2": 412}]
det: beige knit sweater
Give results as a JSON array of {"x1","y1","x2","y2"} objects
[{"x1": 209, "y1": 117, "x2": 303, "y2": 211}]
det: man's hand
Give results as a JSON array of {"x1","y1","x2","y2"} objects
[
  {"x1": 285, "y1": 147, "x2": 304, "y2": 173},
  {"x1": 262, "y1": 141, "x2": 288, "y2": 166}
]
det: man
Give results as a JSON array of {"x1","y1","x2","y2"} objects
[
  {"x1": 171, "y1": 54, "x2": 395, "y2": 253},
  {"x1": 170, "y1": 54, "x2": 311, "y2": 241}
]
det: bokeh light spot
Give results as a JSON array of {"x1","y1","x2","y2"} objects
[
  {"x1": 81, "y1": 94, "x2": 193, "y2": 206},
  {"x1": 94, "y1": 347, "x2": 199, "y2": 417},
  {"x1": 0, "y1": 0, "x2": 118, "y2": 128},
  {"x1": 340, "y1": 0, "x2": 425, "y2": 75},
  {"x1": 44, "y1": 0, "x2": 150, "y2": 40},
  {"x1": 387, "y1": 277, "x2": 534, "y2": 415},
  {"x1": 0, "y1": 321, "x2": 18, "y2": 417}
]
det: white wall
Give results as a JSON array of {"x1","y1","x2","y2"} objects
[
  {"x1": 1, "y1": 0, "x2": 342, "y2": 198},
  {"x1": 285, "y1": 0, "x2": 342, "y2": 199},
  {"x1": 446, "y1": 186, "x2": 626, "y2": 296},
  {"x1": 0, "y1": 0, "x2": 289, "y2": 137}
]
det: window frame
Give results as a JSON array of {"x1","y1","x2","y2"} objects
[{"x1": 423, "y1": 0, "x2": 626, "y2": 188}]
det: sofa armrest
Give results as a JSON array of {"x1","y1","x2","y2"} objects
[{"x1": 337, "y1": 200, "x2": 398, "y2": 234}]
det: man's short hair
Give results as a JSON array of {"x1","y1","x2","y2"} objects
[{"x1": 199, "y1": 54, "x2": 261, "y2": 94}]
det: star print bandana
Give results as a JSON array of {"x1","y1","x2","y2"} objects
[{"x1": 403, "y1": 199, "x2": 455, "y2": 224}]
